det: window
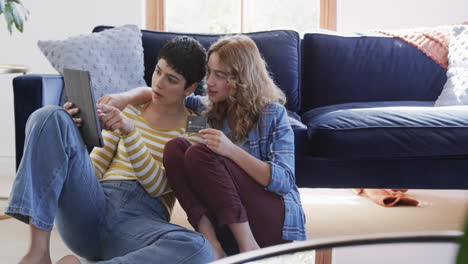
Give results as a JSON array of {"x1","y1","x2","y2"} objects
[
  {"x1": 146, "y1": 0, "x2": 336, "y2": 34},
  {"x1": 165, "y1": 0, "x2": 241, "y2": 33},
  {"x1": 243, "y1": 0, "x2": 320, "y2": 34}
]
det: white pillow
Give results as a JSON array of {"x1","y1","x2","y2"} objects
[
  {"x1": 434, "y1": 25, "x2": 468, "y2": 106},
  {"x1": 38, "y1": 24, "x2": 147, "y2": 104}
]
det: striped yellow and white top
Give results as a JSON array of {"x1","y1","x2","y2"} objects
[{"x1": 89, "y1": 103, "x2": 204, "y2": 214}]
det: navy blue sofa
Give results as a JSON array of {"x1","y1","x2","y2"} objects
[{"x1": 13, "y1": 26, "x2": 468, "y2": 189}]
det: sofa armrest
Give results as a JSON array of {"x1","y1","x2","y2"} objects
[{"x1": 13, "y1": 74, "x2": 64, "y2": 168}]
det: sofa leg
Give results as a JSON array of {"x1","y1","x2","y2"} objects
[{"x1": 315, "y1": 248, "x2": 332, "y2": 264}]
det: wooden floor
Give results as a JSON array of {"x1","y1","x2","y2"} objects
[{"x1": 1, "y1": 175, "x2": 467, "y2": 263}]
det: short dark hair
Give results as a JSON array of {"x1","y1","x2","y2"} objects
[{"x1": 158, "y1": 36, "x2": 207, "y2": 89}]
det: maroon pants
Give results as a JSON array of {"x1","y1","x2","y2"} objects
[{"x1": 163, "y1": 138, "x2": 289, "y2": 254}]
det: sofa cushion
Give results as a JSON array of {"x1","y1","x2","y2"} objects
[
  {"x1": 301, "y1": 32, "x2": 447, "y2": 112},
  {"x1": 93, "y1": 26, "x2": 301, "y2": 112},
  {"x1": 38, "y1": 24, "x2": 147, "y2": 104},
  {"x1": 301, "y1": 101, "x2": 468, "y2": 158}
]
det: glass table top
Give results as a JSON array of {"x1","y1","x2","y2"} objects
[
  {"x1": 210, "y1": 231, "x2": 462, "y2": 264},
  {"x1": 0, "y1": 64, "x2": 28, "y2": 74}
]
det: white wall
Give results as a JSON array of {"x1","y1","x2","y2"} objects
[
  {"x1": 337, "y1": 0, "x2": 468, "y2": 32},
  {"x1": 0, "y1": 0, "x2": 144, "y2": 177}
]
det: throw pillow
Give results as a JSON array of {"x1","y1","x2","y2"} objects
[
  {"x1": 38, "y1": 24, "x2": 147, "y2": 104},
  {"x1": 434, "y1": 25, "x2": 468, "y2": 106},
  {"x1": 378, "y1": 26, "x2": 452, "y2": 69}
]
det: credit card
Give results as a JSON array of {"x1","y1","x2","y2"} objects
[{"x1": 186, "y1": 116, "x2": 208, "y2": 133}]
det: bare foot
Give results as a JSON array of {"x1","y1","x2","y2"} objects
[
  {"x1": 19, "y1": 253, "x2": 51, "y2": 264},
  {"x1": 228, "y1": 222, "x2": 260, "y2": 253},
  {"x1": 56, "y1": 255, "x2": 81, "y2": 264},
  {"x1": 197, "y1": 215, "x2": 227, "y2": 259}
]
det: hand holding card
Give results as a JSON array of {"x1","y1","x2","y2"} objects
[{"x1": 186, "y1": 116, "x2": 208, "y2": 133}]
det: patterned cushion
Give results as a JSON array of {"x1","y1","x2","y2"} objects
[{"x1": 38, "y1": 24, "x2": 146, "y2": 104}]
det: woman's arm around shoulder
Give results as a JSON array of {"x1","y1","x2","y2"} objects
[
  {"x1": 98, "y1": 86, "x2": 152, "y2": 110},
  {"x1": 183, "y1": 94, "x2": 207, "y2": 114}
]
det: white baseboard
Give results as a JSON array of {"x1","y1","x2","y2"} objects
[{"x1": 0, "y1": 156, "x2": 15, "y2": 178}]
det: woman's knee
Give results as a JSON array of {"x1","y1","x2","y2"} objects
[
  {"x1": 163, "y1": 137, "x2": 191, "y2": 158},
  {"x1": 26, "y1": 105, "x2": 71, "y2": 133},
  {"x1": 183, "y1": 144, "x2": 219, "y2": 179},
  {"x1": 184, "y1": 143, "x2": 214, "y2": 163}
]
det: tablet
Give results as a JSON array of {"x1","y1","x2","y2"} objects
[{"x1": 63, "y1": 68, "x2": 104, "y2": 147}]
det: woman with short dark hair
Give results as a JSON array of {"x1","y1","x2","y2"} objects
[{"x1": 6, "y1": 36, "x2": 215, "y2": 264}]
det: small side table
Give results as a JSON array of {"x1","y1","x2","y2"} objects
[{"x1": 0, "y1": 64, "x2": 28, "y2": 75}]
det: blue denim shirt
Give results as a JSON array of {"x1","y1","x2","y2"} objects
[{"x1": 185, "y1": 96, "x2": 306, "y2": 241}]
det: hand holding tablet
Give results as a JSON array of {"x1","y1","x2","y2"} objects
[{"x1": 63, "y1": 101, "x2": 83, "y2": 128}]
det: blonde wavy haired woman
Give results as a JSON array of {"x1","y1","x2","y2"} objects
[{"x1": 107, "y1": 35, "x2": 306, "y2": 259}]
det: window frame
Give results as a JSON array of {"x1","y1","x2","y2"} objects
[{"x1": 145, "y1": 0, "x2": 336, "y2": 31}]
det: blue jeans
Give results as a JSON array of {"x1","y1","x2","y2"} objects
[{"x1": 6, "y1": 106, "x2": 214, "y2": 263}]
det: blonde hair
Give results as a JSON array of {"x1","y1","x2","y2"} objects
[{"x1": 206, "y1": 35, "x2": 286, "y2": 143}]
